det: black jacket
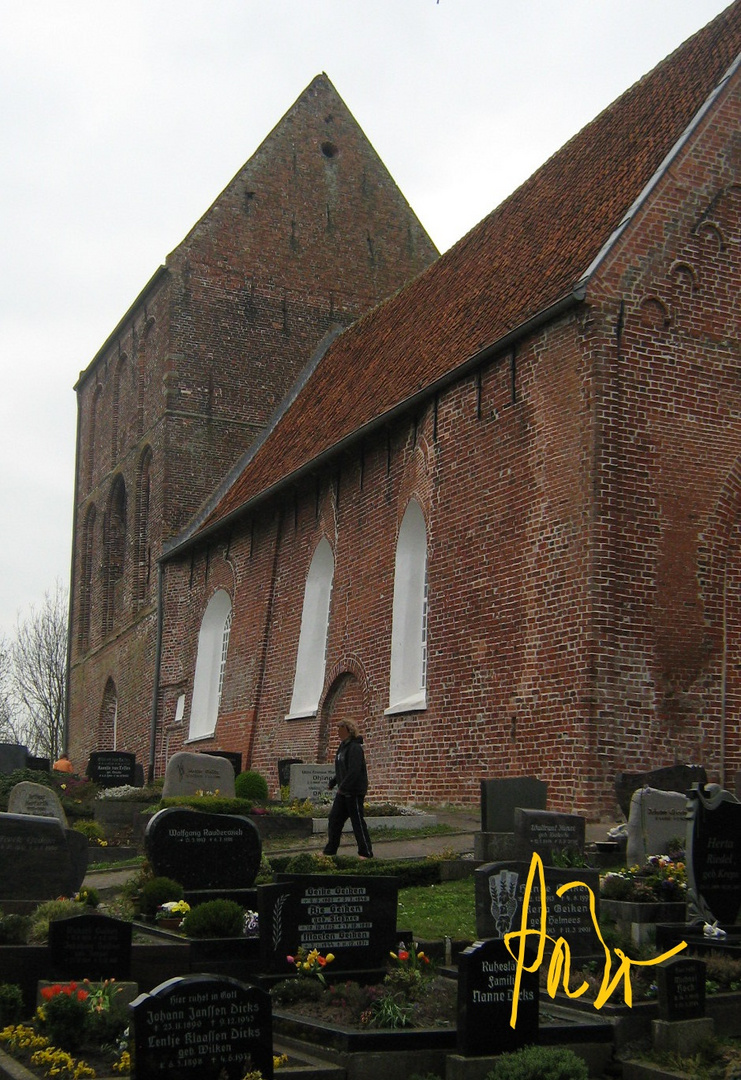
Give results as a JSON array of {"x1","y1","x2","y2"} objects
[{"x1": 329, "y1": 735, "x2": 368, "y2": 798}]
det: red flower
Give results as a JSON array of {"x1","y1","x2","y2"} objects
[{"x1": 398, "y1": 950, "x2": 409, "y2": 962}]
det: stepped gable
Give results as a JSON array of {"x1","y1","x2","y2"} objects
[
  {"x1": 168, "y1": 2, "x2": 741, "y2": 550},
  {"x1": 165, "y1": 70, "x2": 438, "y2": 313}
]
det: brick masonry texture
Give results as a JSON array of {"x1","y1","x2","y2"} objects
[{"x1": 68, "y1": 13, "x2": 741, "y2": 819}]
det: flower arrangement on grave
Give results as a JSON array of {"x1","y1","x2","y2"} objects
[
  {"x1": 286, "y1": 946, "x2": 335, "y2": 985},
  {"x1": 156, "y1": 899, "x2": 190, "y2": 924},
  {"x1": 385, "y1": 940, "x2": 432, "y2": 997},
  {"x1": 244, "y1": 909, "x2": 259, "y2": 936},
  {"x1": 600, "y1": 853, "x2": 687, "y2": 903}
]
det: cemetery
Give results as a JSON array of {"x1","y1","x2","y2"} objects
[{"x1": 1, "y1": 748, "x2": 741, "y2": 1079}]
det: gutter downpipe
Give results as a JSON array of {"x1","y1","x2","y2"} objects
[
  {"x1": 148, "y1": 561, "x2": 164, "y2": 785},
  {"x1": 64, "y1": 392, "x2": 83, "y2": 755},
  {"x1": 720, "y1": 557, "x2": 728, "y2": 788}
]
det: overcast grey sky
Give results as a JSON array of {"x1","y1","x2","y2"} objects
[{"x1": 0, "y1": 0, "x2": 731, "y2": 638}]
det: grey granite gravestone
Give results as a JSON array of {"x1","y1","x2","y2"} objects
[
  {"x1": 0, "y1": 743, "x2": 28, "y2": 775},
  {"x1": 513, "y1": 808, "x2": 585, "y2": 864},
  {"x1": 258, "y1": 874, "x2": 398, "y2": 973},
  {"x1": 615, "y1": 765, "x2": 706, "y2": 819},
  {"x1": 49, "y1": 912, "x2": 132, "y2": 980},
  {"x1": 480, "y1": 777, "x2": 547, "y2": 833},
  {"x1": 8, "y1": 780, "x2": 67, "y2": 826},
  {"x1": 457, "y1": 938, "x2": 538, "y2": 1055},
  {"x1": 289, "y1": 763, "x2": 334, "y2": 802},
  {"x1": 145, "y1": 807, "x2": 261, "y2": 891},
  {"x1": 86, "y1": 751, "x2": 137, "y2": 788},
  {"x1": 626, "y1": 787, "x2": 688, "y2": 867},
  {"x1": 130, "y1": 975, "x2": 272, "y2": 1080},
  {"x1": 162, "y1": 751, "x2": 236, "y2": 798},
  {"x1": 0, "y1": 813, "x2": 88, "y2": 901},
  {"x1": 475, "y1": 860, "x2": 601, "y2": 957},
  {"x1": 686, "y1": 785, "x2": 741, "y2": 925}
]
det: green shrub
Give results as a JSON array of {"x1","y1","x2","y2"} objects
[
  {"x1": 73, "y1": 819, "x2": 107, "y2": 845},
  {"x1": 74, "y1": 886, "x2": 100, "y2": 908},
  {"x1": 181, "y1": 899, "x2": 245, "y2": 938},
  {"x1": 139, "y1": 876, "x2": 184, "y2": 919},
  {"x1": 0, "y1": 911, "x2": 29, "y2": 944},
  {"x1": 487, "y1": 1045, "x2": 588, "y2": 1080},
  {"x1": 38, "y1": 988, "x2": 90, "y2": 1053},
  {"x1": 0, "y1": 768, "x2": 54, "y2": 811},
  {"x1": 28, "y1": 900, "x2": 85, "y2": 944},
  {"x1": 270, "y1": 977, "x2": 325, "y2": 1006},
  {"x1": 255, "y1": 854, "x2": 274, "y2": 885},
  {"x1": 159, "y1": 796, "x2": 253, "y2": 815},
  {"x1": 235, "y1": 770, "x2": 269, "y2": 803},
  {"x1": 0, "y1": 983, "x2": 23, "y2": 1026}
]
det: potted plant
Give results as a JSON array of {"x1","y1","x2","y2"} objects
[{"x1": 155, "y1": 899, "x2": 190, "y2": 931}]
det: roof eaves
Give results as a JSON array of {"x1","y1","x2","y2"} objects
[
  {"x1": 574, "y1": 51, "x2": 741, "y2": 295},
  {"x1": 160, "y1": 287, "x2": 584, "y2": 564}
]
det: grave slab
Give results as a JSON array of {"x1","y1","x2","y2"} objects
[
  {"x1": 480, "y1": 777, "x2": 547, "y2": 833},
  {"x1": 145, "y1": 807, "x2": 262, "y2": 890},
  {"x1": 686, "y1": 785, "x2": 741, "y2": 925},
  {"x1": 289, "y1": 763, "x2": 334, "y2": 803},
  {"x1": 8, "y1": 780, "x2": 67, "y2": 826},
  {"x1": 49, "y1": 912, "x2": 132, "y2": 979},
  {"x1": 0, "y1": 743, "x2": 28, "y2": 775},
  {"x1": 457, "y1": 938, "x2": 538, "y2": 1055},
  {"x1": 162, "y1": 751, "x2": 236, "y2": 798},
  {"x1": 0, "y1": 813, "x2": 88, "y2": 901},
  {"x1": 86, "y1": 750, "x2": 137, "y2": 788},
  {"x1": 615, "y1": 765, "x2": 706, "y2": 819},
  {"x1": 626, "y1": 787, "x2": 689, "y2": 867},
  {"x1": 513, "y1": 808, "x2": 584, "y2": 863}
]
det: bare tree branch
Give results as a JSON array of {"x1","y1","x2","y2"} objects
[{"x1": 9, "y1": 582, "x2": 68, "y2": 759}]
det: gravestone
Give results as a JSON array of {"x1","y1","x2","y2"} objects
[
  {"x1": 513, "y1": 808, "x2": 585, "y2": 863},
  {"x1": 0, "y1": 813, "x2": 88, "y2": 901},
  {"x1": 86, "y1": 751, "x2": 137, "y2": 788},
  {"x1": 686, "y1": 785, "x2": 741, "y2": 925},
  {"x1": 615, "y1": 765, "x2": 706, "y2": 819},
  {"x1": 202, "y1": 750, "x2": 242, "y2": 776},
  {"x1": 162, "y1": 752, "x2": 236, "y2": 798},
  {"x1": 480, "y1": 777, "x2": 547, "y2": 833},
  {"x1": 278, "y1": 758, "x2": 303, "y2": 789},
  {"x1": 49, "y1": 912, "x2": 132, "y2": 979},
  {"x1": 457, "y1": 938, "x2": 539, "y2": 1055},
  {"x1": 130, "y1": 974, "x2": 272, "y2": 1080},
  {"x1": 626, "y1": 787, "x2": 688, "y2": 867},
  {"x1": 8, "y1": 780, "x2": 67, "y2": 826},
  {"x1": 656, "y1": 957, "x2": 706, "y2": 1022},
  {"x1": 26, "y1": 756, "x2": 50, "y2": 773},
  {"x1": 289, "y1": 763, "x2": 334, "y2": 803},
  {"x1": 259, "y1": 874, "x2": 398, "y2": 973},
  {"x1": 0, "y1": 743, "x2": 28, "y2": 775},
  {"x1": 475, "y1": 859, "x2": 601, "y2": 957},
  {"x1": 145, "y1": 807, "x2": 262, "y2": 891}
]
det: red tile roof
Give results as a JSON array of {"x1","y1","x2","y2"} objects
[{"x1": 172, "y1": 2, "x2": 741, "y2": 552}]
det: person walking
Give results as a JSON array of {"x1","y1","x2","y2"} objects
[{"x1": 323, "y1": 720, "x2": 373, "y2": 859}]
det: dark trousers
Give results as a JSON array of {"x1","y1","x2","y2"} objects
[{"x1": 324, "y1": 792, "x2": 373, "y2": 857}]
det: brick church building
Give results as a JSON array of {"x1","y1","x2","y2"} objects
[{"x1": 68, "y1": 5, "x2": 741, "y2": 818}]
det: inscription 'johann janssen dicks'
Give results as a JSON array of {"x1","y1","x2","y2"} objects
[{"x1": 504, "y1": 854, "x2": 687, "y2": 1027}]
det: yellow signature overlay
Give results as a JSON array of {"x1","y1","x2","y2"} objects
[{"x1": 503, "y1": 853, "x2": 687, "y2": 1027}]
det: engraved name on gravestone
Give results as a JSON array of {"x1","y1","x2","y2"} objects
[
  {"x1": 162, "y1": 752, "x2": 236, "y2": 798},
  {"x1": 130, "y1": 975, "x2": 273, "y2": 1080},
  {"x1": 480, "y1": 777, "x2": 547, "y2": 833},
  {"x1": 475, "y1": 861, "x2": 601, "y2": 957},
  {"x1": 0, "y1": 814, "x2": 88, "y2": 901},
  {"x1": 289, "y1": 763, "x2": 335, "y2": 803},
  {"x1": 615, "y1": 765, "x2": 706, "y2": 819},
  {"x1": 0, "y1": 743, "x2": 28, "y2": 775},
  {"x1": 8, "y1": 780, "x2": 67, "y2": 826},
  {"x1": 513, "y1": 808, "x2": 585, "y2": 864},
  {"x1": 626, "y1": 787, "x2": 688, "y2": 867},
  {"x1": 259, "y1": 874, "x2": 398, "y2": 972},
  {"x1": 687, "y1": 786, "x2": 741, "y2": 925},
  {"x1": 86, "y1": 751, "x2": 137, "y2": 788},
  {"x1": 145, "y1": 808, "x2": 262, "y2": 890},
  {"x1": 657, "y1": 957, "x2": 706, "y2": 1023},
  {"x1": 49, "y1": 913, "x2": 132, "y2": 980},
  {"x1": 457, "y1": 938, "x2": 539, "y2": 1056}
]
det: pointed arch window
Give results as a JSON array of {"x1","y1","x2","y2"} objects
[
  {"x1": 287, "y1": 538, "x2": 334, "y2": 719},
  {"x1": 102, "y1": 475, "x2": 126, "y2": 637},
  {"x1": 188, "y1": 589, "x2": 233, "y2": 740},
  {"x1": 98, "y1": 677, "x2": 118, "y2": 751},
  {"x1": 387, "y1": 500, "x2": 428, "y2": 714}
]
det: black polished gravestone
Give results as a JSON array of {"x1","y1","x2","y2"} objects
[
  {"x1": 259, "y1": 874, "x2": 399, "y2": 973},
  {"x1": 49, "y1": 913, "x2": 132, "y2": 980},
  {"x1": 457, "y1": 939, "x2": 539, "y2": 1055},
  {"x1": 480, "y1": 777, "x2": 547, "y2": 833},
  {"x1": 130, "y1": 975, "x2": 272, "y2": 1080},
  {"x1": 686, "y1": 785, "x2": 741, "y2": 925},
  {"x1": 656, "y1": 957, "x2": 706, "y2": 1023},
  {"x1": 0, "y1": 742, "x2": 28, "y2": 775},
  {"x1": 26, "y1": 756, "x2": 50, "y2": 773},
  {"x1": 475, "y1": 859, "x2": 601, "y2": 957},
  {"x1": 278, "y1": 757, "x2": 303, "y2": 789},
  {"x1": 202, "y1": 750, "x2": 242, "y2": 776},
  {"x1": 145, "y1": 807, "x2": 262, "y2": 891},
  {"x1": 0, "y1": 814, "x2": 87, "y2": 901},
  {"x1": 615, "y1": 764, "x2": 706, "y2": 819},
  {"x1": 513, "y1": 808, "x2": 585, "y2": 864},
  {"x1": 86, "y1": 751, "x2": 137, "y2": 788}
]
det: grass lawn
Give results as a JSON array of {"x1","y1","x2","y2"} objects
[{"x1": 397, "y1": 877, "x2": 476, "y2": 941}]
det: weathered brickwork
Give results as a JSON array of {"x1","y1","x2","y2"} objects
[
  {"x1": 67, "y1": 76, "x2": 438, "y2": 771},
  {"x1": 153, "y1": 66, "x2": 741, "y2": 819}
]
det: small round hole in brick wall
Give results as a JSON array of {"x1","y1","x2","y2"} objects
[{"x1": 321, "y1": 141, "x2": 338, "y2": 159}]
